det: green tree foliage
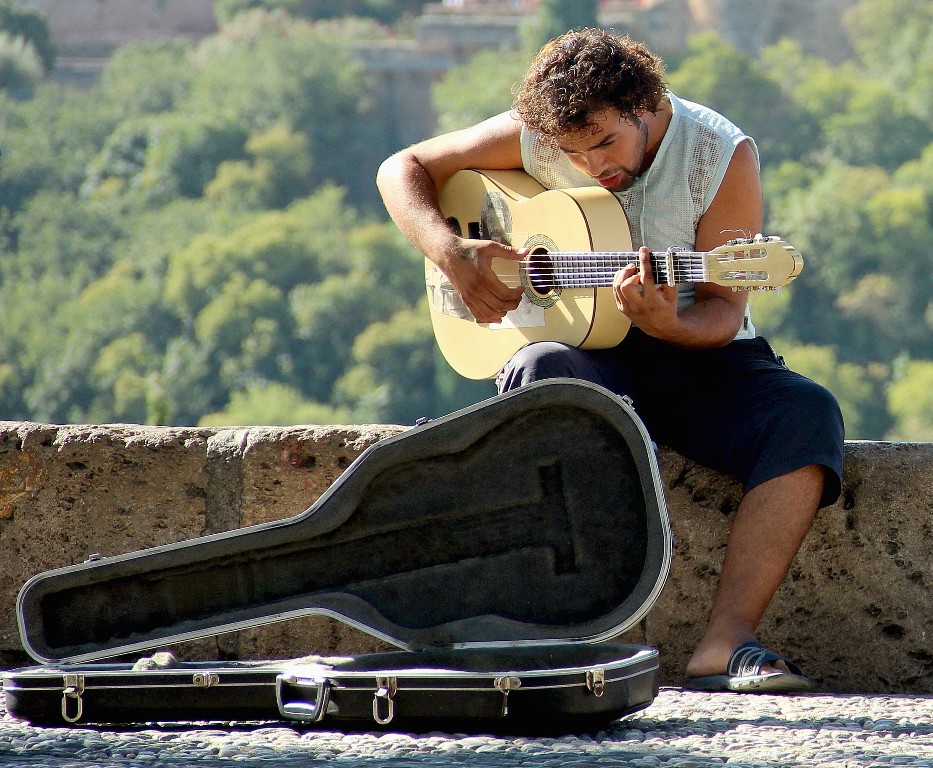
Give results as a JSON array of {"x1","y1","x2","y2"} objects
[
  {"x1": 844, "y1": 0, "x2": 932, "y2": 110},
  {"x1": 0, "y1": 0, "x2": 928, "y2": 439},
  {"x1": 432, "y1": 47, "x2": 528, "y2": 133},
  {"x1": 667, "y1": 33, "x2": 819, "y2": 164},
  {"x1": 0, "y1": 30, "x2": 43, "y2": 94},
  {"x1": 99, "y1": 39, "x2": 194, "y2": 117},
  {"x1": 83, "y1": 114, "x2": 250, "y2": 200},
  {"x1": 520, "y1": 0, "x2": 599, "y2": 53},
  {"x1": 199, "y1": 381, "x2": 353, "y2": 426},
  {"x1": 206, "y1": 124, "x2": 314, "y2": 209},
  {"x1": 187, "y1": 11, "x2": 383, "y2": 202},
  {"x1": 0, "y1": 1, "x2": 55, "y2": 73},
  {"x1": 886, "y1": 358, "x2": 933, "y2": 440}
]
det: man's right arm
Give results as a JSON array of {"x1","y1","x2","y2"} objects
[{"x1": 376, "y1": 111, "x2": 526, "y2": 323}]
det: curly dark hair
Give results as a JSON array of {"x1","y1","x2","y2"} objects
[{"x1": 513, "y1": 28, "x2": 667, "y2": 139}]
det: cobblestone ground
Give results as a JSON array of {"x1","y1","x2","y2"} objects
[{"x1": 1, "y1": 686, "x2": 931, "y2": 767}]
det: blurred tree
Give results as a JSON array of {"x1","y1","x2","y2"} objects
[
  {"x1": 288, "y1": 221, "x2": 425, "y2": 402},
  {"x1": 519, "y1": 0, "x2": 599, "y2": 53},
  {"x1": 0, "y1": 1, "x2": 54, "y2": 72},
  {"x1": 10, "y1": 189, "x2": 124, "y2": 283},
  {"x1": 99, "y1": 39, "x2": 194, "y2": 117},
  {"x1": 140, "y1": 115, "x2": 250, "y2": 198},
  {"x1": 745, "y1": 284, "x2": 792, "y2": 340},
  {"x1": 205, "y1": 123, "x2": 313, "y2": 210},
  {"x1": 845, "y1": 0, "x2": 932, "y2": 113},
  {"x1": 194, "y1": 274, "x2": 291, "y2": 392},
  {"x1": 766, "y1": 164, "x2": 889, "y2": 351},
  {"x1": 886, "y1": 358, "x2": 933, "y2": 440},
  {"x1": 822, "y1": 81, "x2": 929, "y2": 171},
  {"x1": 668, "y1": 33, "x2": 819, "y2": 164},
  {"x1": 0, "y1": 85, "x2": 121, "y2": 216},
  {"x1": 0, "y1": 31, "x2": 42, "y2": 94},
  {"x1": 432, "y1": 47, "x2": 528, "y2": 133},
  {"x1": 88, "y1": 333, "x2": 161, "y2": 424},
  {"x1": 199, "y1": 381, "x2": 353, "y2": 426},
  {"x1": 337, "y1": 303, "x2": 438, "y2": 424},
  {"x1": 159, "y1": 337, "x2": 220, "y2": 424},
  {"x1": 186, "y1": 11, "x2": 380, "y2": 202},
  {"x1": 82, "y1": 114, "x2": 249, "y2": 200}
]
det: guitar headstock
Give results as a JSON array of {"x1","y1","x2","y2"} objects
[{"x1": 705, "y1": 235, "x2": 803, "y2": 290}]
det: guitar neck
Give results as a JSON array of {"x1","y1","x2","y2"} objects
[{"x1": 543, "y1": 250, "x2": 707, "y2": 288}]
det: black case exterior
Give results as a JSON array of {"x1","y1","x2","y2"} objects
[
  {"x1": 8, "y1": 380, "x2": 672, "y2": 730},
  {"x1": 3, "y1": 645, "x2": 658, "y2": 730},
  {"x1": 2, "y1": 660, "x2": 286, "y2": 727},
  {"x1": 276, "y1": 644, "x2": 659, "y2": 732}
]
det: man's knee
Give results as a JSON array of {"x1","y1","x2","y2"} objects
[
  {"x1": 798, "y1": 378, "x2": 845, "y2": 440},
  {"x1": 497, "y1": 342, "x2": 590, "y2": 392}
]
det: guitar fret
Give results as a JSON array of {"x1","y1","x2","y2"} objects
[{"x1": 549, "y1": 251, "x2": 701, "y2": 288}]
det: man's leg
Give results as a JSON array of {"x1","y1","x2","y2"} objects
[
  {"x1": 685, "y1": 463, "x2": 824, "y2": 679},
  {"x1": 496, "y1": 341, "x2": 633, "y2": 395}
]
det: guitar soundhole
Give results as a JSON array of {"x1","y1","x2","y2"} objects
[
  {"x1": 526, "y1": 250, "x2": 557, "y2": 295},
  {"x1": 519, "y1": 235, "x2": 561, "y2": 308}
]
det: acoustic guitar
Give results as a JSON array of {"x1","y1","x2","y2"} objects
[{"x1": 428, "y1": 169, "x2": 803, "y2": 380}]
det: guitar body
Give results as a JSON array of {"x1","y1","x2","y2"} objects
[{"x1": 432, "y1": 169, "x2": 635, "y2": 380}]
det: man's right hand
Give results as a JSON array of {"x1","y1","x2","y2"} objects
[{"x1": 440, "y1": 239, "x2": 527, "y2": 324}]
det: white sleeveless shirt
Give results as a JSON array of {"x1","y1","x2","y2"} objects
[{"x1": 519, "y1": 92, "x2": 758, "y2": 339}]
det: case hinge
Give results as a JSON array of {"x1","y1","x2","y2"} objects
[
  {"x1": 586, "y1": 668, "x2": 605, "y2": 697},
  {"x1": 61, "y1": 673, "x2": 85, "y2": 723},
  {"x1": 372, "y1": 676, "x2": 397, "y2": 725},
  {"x1": 494, "y1": 675, "x2": 522, "y2": 716}
]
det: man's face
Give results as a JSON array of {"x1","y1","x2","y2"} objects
[{"x1": 556, "y1": 108, "x2": 649, "y2": 193}]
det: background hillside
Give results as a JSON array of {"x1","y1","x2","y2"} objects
[{"x1": 0, "y1": 0, "x2": 930, "y2": 439}]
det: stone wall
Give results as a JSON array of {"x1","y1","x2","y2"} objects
[{"x1": 1, "y1": 420, "x2": 930, "y2": 694}]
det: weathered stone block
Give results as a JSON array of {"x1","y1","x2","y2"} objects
[{"x1": 0, "y1": 423, "x2": 211, "y2": 655}]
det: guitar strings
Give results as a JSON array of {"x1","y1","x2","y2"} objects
[
  {"x1": 488, "y1": 250, "x2": 762, "y2": 288},
  {"x1": 493, "y1": 255, "x2": 708, "y2": 287}
]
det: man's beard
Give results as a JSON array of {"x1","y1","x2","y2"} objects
[{"x1": 604, "y1": 117, "x2": 649, "y2": 193}]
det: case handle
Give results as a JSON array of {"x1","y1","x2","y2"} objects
[{"x1": 277, "y1": 675, "x2": 331, "y2": 723}]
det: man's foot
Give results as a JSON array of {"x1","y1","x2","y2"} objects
[{"x1": 683, "y1": 642, "x2": 811, "y2": 693}]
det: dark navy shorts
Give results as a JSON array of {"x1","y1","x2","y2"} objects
[{"x1": 497, "y1": 330, "x2": 844, "y2": 508}]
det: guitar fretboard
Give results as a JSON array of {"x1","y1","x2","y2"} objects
[{"x1": 527, "y1": 251, "x2": 708, "y2": 290}]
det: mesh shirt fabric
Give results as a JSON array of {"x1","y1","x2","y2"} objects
[{"x1": 519, "y1": 92, "x2": 759, "y2": 339}]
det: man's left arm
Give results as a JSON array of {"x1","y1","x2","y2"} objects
[
  {"x1": 685, "y1": 137, "x2": 763, "y2": 345},
  {"x1": 613, "y1": 139, "x2": 762, "y2": 348}
]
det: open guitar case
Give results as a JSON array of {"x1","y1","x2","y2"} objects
[{"x1": 4, "y1": 379, "x2": 672, "y2": 733}]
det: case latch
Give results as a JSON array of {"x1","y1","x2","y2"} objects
[
  {"x1": 586, "y1": 668, "x2": 605, "y2": 697},
  {"x1": 373, "y1": 676, "x2": 397, "y2": 725},
  {"x1": 192, "y1": 672, "x2": 220, "y2": 688},
  {"x1": 61, "y1": 673, "x2": 85, "y2": 723},
  {"x1": 494, "y1": 675, "x2": 522, "y2": 716}
]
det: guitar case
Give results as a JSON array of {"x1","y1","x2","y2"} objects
[{"x1": 5, "y1": 379, "x2": 672, "y2": 731}]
